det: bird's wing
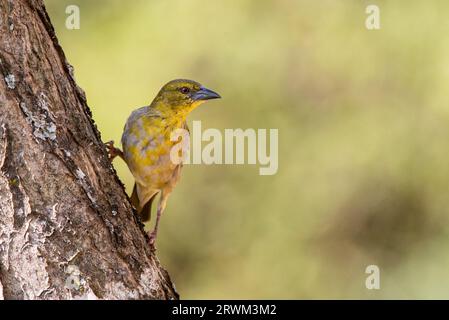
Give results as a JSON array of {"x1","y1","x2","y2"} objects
[
  {"x1": 131, "y1": 183, "x2": 158, "y2": 223},
  {"x1": 140, "y1": 190, "x2": 157, "y2": 223}
]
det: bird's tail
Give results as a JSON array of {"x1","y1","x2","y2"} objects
[{"x1": 130, "y1": 183, "x2": 156, "y2": 223}]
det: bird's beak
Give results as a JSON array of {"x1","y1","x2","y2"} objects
[{"x1": 191, "y1": 86, "x2": 221, "y2": 101}]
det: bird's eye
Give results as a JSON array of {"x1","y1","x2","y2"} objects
[{"x1": 180, "y1": 87, "x2": 190, "y2": 94}]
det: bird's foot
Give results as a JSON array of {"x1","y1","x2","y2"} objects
[
  {"x1": 105, "y1": 140, "x2": 124, "y2": 161},
  {"x1": 147, "y1": 230, "x2": 158, "y2": 247}
]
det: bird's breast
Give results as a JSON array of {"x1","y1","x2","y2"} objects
[{"x1": 122, "y1": 116, "x2": 186, "y2": 189}]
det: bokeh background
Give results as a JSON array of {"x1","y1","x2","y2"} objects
[{"x1": 45, "y1": 0, "x2": 449, "y2": 299}]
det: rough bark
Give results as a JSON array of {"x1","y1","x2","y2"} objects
[{"x1": 0, "y1": 0, "x2": 178, "y2": 299}]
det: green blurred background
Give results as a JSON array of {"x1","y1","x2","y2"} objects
[{"x1": 45, "y1": 0, "x2": 449, "y2": 299}]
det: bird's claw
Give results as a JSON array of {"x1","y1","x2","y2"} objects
[
  {"x1": 147, "y1": 230, "x2": 157, "y2": 247},
  {"x1": 105, "y1": 140, "x2": 123, "y2": 161},
  {"x1": 105, "y1": 140, "x2": 115, "y2": 159}
]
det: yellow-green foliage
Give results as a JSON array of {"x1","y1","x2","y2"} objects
[{"x1": 46, "y1": 0, "x2": 449, "y2": 298}]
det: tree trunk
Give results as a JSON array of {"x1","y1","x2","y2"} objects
[{"x1": 0, "y1": 0, "x2": 178, "y2": 299}]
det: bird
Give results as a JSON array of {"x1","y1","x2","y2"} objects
[{"x1": 106, "y1": 79, "x2": 221, "y2": 245}]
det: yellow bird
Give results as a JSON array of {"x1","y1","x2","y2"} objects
[{"x1": 106, "y1": 79, "x2": 220, "y2": 245}]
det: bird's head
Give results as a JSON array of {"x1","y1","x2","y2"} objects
[{"x1": 152, "y1": 79, "x2": 221, "y2": 117}]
